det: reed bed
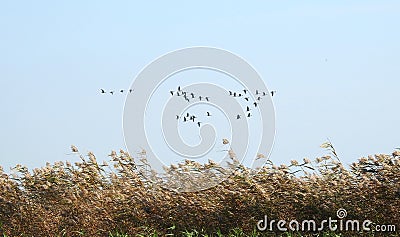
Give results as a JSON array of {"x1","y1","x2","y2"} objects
[{"x1": 0, "y1": 143, "x2": 399, "y2": 236}]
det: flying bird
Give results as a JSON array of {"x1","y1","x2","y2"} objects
[
  {"x1": 256, "y1": 90, "x2": 259, "y2": 95},
  {"x1": 206, "y1": 112, "x2": 211, "y2": 116},
  {"x1": 190, "y1": 93, "x2": 195, "y2": 98},
  {"x1": 257, "y1": 97, "x2": 262, "y2": 101},
  {"x1": 197, "y1": 122, "x2": 201, "y2": 127},
  {"x1": 100, "y1": 89, "x2": 106, "y2": 94},
  {"x1": 199, "y1": 96, "x2": 202, "y2": 101},
  {"x1": 271, "y1": 91, "x2": 276, "y2": 97},
  {"x1": 129, "y1": 89, "x2": 134, "y2": 93},
  {"x1": 176, "y1": 115, "x2": 180, "y2": 120},
  {"x1": 110, "y1": 91, "x2": 114, "y2": 95},
  {"x1": 246, "y1": 106, "x2": 250, "y2": 111},
  {"x1": 229, "y1": 91, "x2": 233, "y2": 96},
  {"x1": 254, "y1": 102, "x2": 258, "y2": 107},
  {"x1": 183, "y1": 117, "x2": 187, "y2": 122},
  {"x1": 236, "y1": 114, "x2": 241, "y2": 119},
  {"x1": 263, "y1": 92, "x2": 266, "y2": 96},
  {"x1": 178, "y1": 86, "x2": 181, "y2": 91},
  {"x1": 186, "y1": 113, "x2": 189, "y2": 117},
  {"x1": 170, "y1": 91, "x2": 174, "y2": 96},
  {"x1": 243, "y1": 89, "x2": 247, "y2": 94},
  {"x1": 247, "y1": 113, "x2": 251, "y2": 117},
  {"x1": 205, "y1": 97, "x2": 210, "y2": 101},
  {"x1": 244, "y1": 97, "x2": 249, "y2": 101},
  {"x1": 222, "y1": 139, "x2": 229, "y2": 144},
  {"x1": 120, "y1": 89, "x2": 124, "y2": 93}
]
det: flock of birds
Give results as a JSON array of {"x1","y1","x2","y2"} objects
[
  {"x1": 99, "y1": 86, "x2": 276, "y2": 126},
  {"x1": 100, "y1": 88, "x2": 134, "y2": 95}
]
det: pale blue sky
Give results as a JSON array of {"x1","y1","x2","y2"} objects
[{"x1": 1, "y1": 1, "x2": 399, "y2": 170}]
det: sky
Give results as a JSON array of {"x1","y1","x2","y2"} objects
[{"x1": 1, "y1": 1, "x2": 399, "y2": 171}]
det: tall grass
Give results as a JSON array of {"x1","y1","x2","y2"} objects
[{"x1": 0, "y1": 144, "x2": 399, "y2": 236}]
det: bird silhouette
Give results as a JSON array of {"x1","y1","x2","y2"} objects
[
  {"x1": 263, "y1": 92, "x2": 266, "y2": 96},
  {"x1": 247, "y1": 113, "x2": 251, "y2": 117},
  {"x1": 229, "y1": 91, "x2": 233, "y2": 96},
  {"x1": 244, "y1": 97, "x2": 249, "y2": 101},
  {"x1": 197, "y1": 122, "x2": 201, "y2": 127},
  {"x1": 110, "y1": 91, "x2": 114, "y2": 95},
  {"x1": 254, "y1": 102, "x2": 258, "y2": 107},
  {"x1": 177, "y1": 92, "x2": 181, "y2": 96},
  {"x1": 176, "y1": 115, "x2": 180, "y2": 120},
  {"x1": 233, "y1": 92, "x2": 237, "y2": 97},
  {"x1": 257, "y1": 97, "x2": 262, "y2": 101},
  {"x1": 243, "y1": 89, "x2": 247, "y2": 94},
  {"x1": 129, "y1": 89, "x2": 134, "y2": 93},
  {"x1": 183, "y1": 117, "x2": 187, "y2": 122},
  {"x1": 256, "y1": 90, "x2": 259, "y2": 95},
  {"x1": 186, "y1": 113, "x2": 189, "y2": 117},
  {"x1": 206, "y1": 112, "x2": 211, "y2": 116},
  {"x1": 100, "y1": 89, "x2": 106, "y2": 94},
  {"x1": 178, "y1": 86, "x2": 181, "y2": 91},
  {"x1": 246, "y1": 106, "x2": 250, "y2": 111},
  {"x1": 170, "y1": 91, "x2": 174, "y2": 96},
  {"x1": 120, "y1": 89, "x2": 124, "y2": 93},
  {"x1": 205, "y1": 97, "x2": 209, "y2": 101},
  {"x1": 271, "y1": 91, "x2": 276, "y2": 97},
  {"x1": 185, "y1": 97, "x2": 190, "y2": 102},
  {"x1": 199, "y1": 96, "x2": 202, "y2": 101},
  {"x1": 190, "y1": 93, "x2": 195, "y2": 98},
  {"x1": 236, "y1": 114, "x2": 241, "y2": 119},
  {"x1": 238, "y1": 93, "x2": 242, "y2": 97}
]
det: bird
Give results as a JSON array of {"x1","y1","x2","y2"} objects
[
  {"x1": 229, "y1": 91, "x2": 233, "y2": 96},
  {"x1": 247, "y1": 113, "x2": 251, "y2": 117},
  {"x1": 191, "y1": 116, "x2": 196, "y2": 122},
  {"x1": 190, "y1": 93, "x2": 195, "y2": 98},
  {"x1": 183, "y1": 117, "x2": 187, "y2": 122},
  {"x1": 197, "y1": 122, "x2": 201, "y2": 127},
  {"x1": 206, "y1": 112, "x2": 211, "y2": 116},
  {"x1": 236, "y1": 114, "x2": 241, "y2": 119},
  {"x1": 185, "y1": 97, "x2": 190, "y2": 102},
  {"x1": 222, "y1": 139, "x2": 229, "y2": 144},
  {"x1": 186, "y1": 113, "x2": 189, "y2": 117},
  {"x1": 205, "y1": 97, "x2": 210, "y2": 101},
  {"x1": 233, "y1": 92, "x2": 237, "y2": 97},
  {"x1": 110, "y1": 91, "x2": 114, "y2": 95},
  {"x1": 256, "y1": 90, "x2": 259, "y2": 95},
  {"x1": 100, "y1": 89, "x2": 106, "y2": 94},
  {"x1": 176, "y1": 115, "x2": 179, "y2": 120},
  {"x1": 177, "y1": 92, "x2": 181, "y2": 96},
  {"x1": 246, "y1": 106, "x2": 250, "y2": 111},
  {"x1": 243, "y1": 89, "x2": 247, "y2": 94},
  {"x1": 238, "y1": 93, "x2": 242, "y2": 97},
  {"x1": 244, "y1": 97, "x2": 249, "y2": 101},
  {"x1": 253, "y1": 102, "x2": 258, "y2": 107},
  {"x1": 199, "y1": 96, "x2": 202, "y2": 101},
  {"x1": 178, "y1": 86, "x2": 181, "y2": 91},
  {"x1": 120, "y1": 89, "x2": 124, "y2": 93},
  {"x1": 263, "y1": 92, "x2": 266, "y2": 96},
  {"x1": 257, "y1": 97, "x2": 262, "y2": 101},
  {"x1": 129, "y1": 89, "x2": 134, "y2": 93},
  {"x1": 271, "y1": 91, "x2": 276, "y2": 97},
  {"x1": 170, "y1": 91, "x2": 174, "y2": 96}
]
